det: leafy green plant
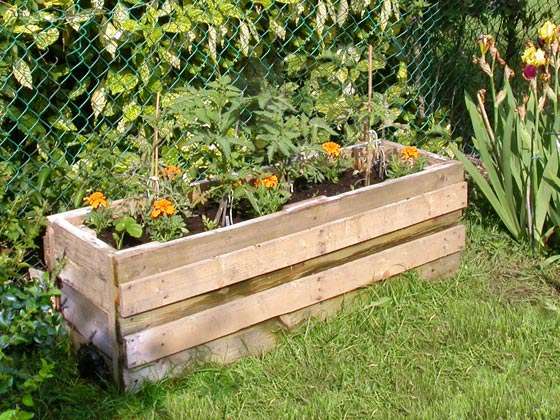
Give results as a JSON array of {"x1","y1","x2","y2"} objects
[
  {"x1": 452, "y1": 30, "x2": 560, "y2": 250},
  {"x1": 238, "y1": 176, "x2": 291, "y2": 217},
  {"x1": 84, "y1": 207, "x2": 113, "y2": 236},
  {"x1": 112, "y1": 216, "x2": 143, "y2": 249},
  {"x1": 0, "y1": 270, "x2": 61, "y2": 416},
  {"x1": 387, "y1": 148, "x2": 428, "y2": 179},
  {"x1": 201, "y1": 215, "x2": 219, "y2": 231},
  {"x1": 147, "y1": 215, "x2": 187, "y2": 242}
]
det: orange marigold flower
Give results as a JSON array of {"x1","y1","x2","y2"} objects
[
  {"x1": 255, "y1": 175, "x2": 278, "y2": 189},
  {"x1": 150, "y1": 198, "x2": 176, "y2": 219},
  {"x1": 84, "y1": 191, "x2": 108, "y2": 209},
  {"x1": 161, "y1": 165, "x2": 182, "y2": 179},
  {"x1": 322, "y1": 141, "x2": 342, "y2": 158},
  {"x1": 401, "y1": 146, "x2": 420, "y2": 161}
]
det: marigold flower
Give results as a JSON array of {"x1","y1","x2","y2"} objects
[
  {"x1": 84, "y1": 191, "x2": 108, "y2": 209},
  {"x1": 150, "y1": 198, "x2": 176, "y2": 219},
  {"x1": 255, "y1": 175, "x2": 278, "y2": 189},
  {"x1": 539, "y1": 21, "x2": 558, "y2": 44},
  {"x1": 400, "y1": 146, "x2": 420, "y2": 161},
  {"x1": 161, "y1": 165, "x2": 182, "y2": 179},
  {"x1": 322, "y1": 141, "x2": 341, "y2": 158},
  {"x1": 523, "y1": 64, "x2": 537, "y2": 80}
]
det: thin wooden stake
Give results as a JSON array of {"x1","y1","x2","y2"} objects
[
  {"x1": 151, "y1": 92, "x2": 161, "y2": 196},
  {"x1": 365, "y1": 44, "x2": 374, "y2": 186}
]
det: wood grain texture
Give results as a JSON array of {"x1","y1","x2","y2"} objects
[
  {"x1": 119, "y1": 210, "x2": 463, "y2": 336},
  {"x1": 123, "y1": 225, "x2": 465, "y2": 368},
  {"x1": 122, "y1": 319, "x2": 283, "y2": 391},
  {"x1": 118, "y1": 182, "x2": 467, "y2": 316},
  {"x1": 48, "y1": 219, "x2": 114, "y2": 311},
  {"x1": 416, "y1": 252, "x2": 462, "y2": 280},
  {"x1": 114, "y1": 161, "x2": 464, "y2": 284},
  {"x1": 59, "y1": 282, "x2": 113, "y2": 357}
]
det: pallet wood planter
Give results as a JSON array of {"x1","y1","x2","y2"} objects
[{"x1": 44, "y1": 141, "x2": 467, "y2": 390}]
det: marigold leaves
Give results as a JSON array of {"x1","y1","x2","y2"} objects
[
  {"x1": 13, "y1": 60, "x2": 33, "y2": 90},
  {"x1": 91, "y1": 86, "x2": 107, "y2": 119}
]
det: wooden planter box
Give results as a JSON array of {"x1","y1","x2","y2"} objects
[{"x1": 44, "y1": 141, "x2": 467, "y2": 390}]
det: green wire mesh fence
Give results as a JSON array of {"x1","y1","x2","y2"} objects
[{"x1": 0, "y1": 0, "x2": 559, "y2": 264}]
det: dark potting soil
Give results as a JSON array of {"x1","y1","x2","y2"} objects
[{"x1": 95, "y1": 169, "x2": 382, "y2": 249}]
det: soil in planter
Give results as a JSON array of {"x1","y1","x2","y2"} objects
[{"x1": 95, "y1": 169, "x2": 383, "y2": 249}]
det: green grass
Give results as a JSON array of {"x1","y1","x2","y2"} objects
[{"x1": 35, "y1": 217, "x2": 560, "y2": 419}]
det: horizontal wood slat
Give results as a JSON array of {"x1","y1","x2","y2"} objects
[
  {"x1": 119, "y1": 211, "x2": 462, "y2": 336},
  {"x1": 49, "y1": 218, "x2": 114, "y2": 311},
  {"x1": 114, "y1": 161, "x2": 463, "y2": 283},
  {"x1": 118, "y1": 182, "x2": 467, "y2": 317},
  {"x1": 60, "y1": 282, "x2": 113, "y2": 357},
  {"x1": 121, "y1": 251, "x2": 464, "y2": 389},
  {"x1": 123, "y1": 225, "x2": 465, "y2": 368}
]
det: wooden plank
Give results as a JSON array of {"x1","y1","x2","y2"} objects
[
  {"x1": 417, "y1": 252, "x2": 462, "y2": 280},
  {"x1": 119, "y1": 182, "x2": 467, "y2": 316},
  {"x1": 123, "y1": 225, "x2": 465, "y2": 368},
  {"x1": 60, "y1": 282, "x2": 114, "y2": 357},
  {"x1": 119, "y1": 211, "x2": 462, "y2": 336},
  {"x1": 122, "y1": 319, "x2": 283, "y2": 391},
  {"x1": 49, "y1": 218, "x2": 114, "y2": 311},
  {"x1": 115, "y1": 161, "x2": 464, "y2": 283}
]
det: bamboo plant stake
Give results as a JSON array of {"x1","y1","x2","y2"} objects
[
  {"x1": 364, "y1": 44, "x2": 374, "y2": 186},
  {"x1": 150, "y1": 92, "x2": 161, "y2": 196}
]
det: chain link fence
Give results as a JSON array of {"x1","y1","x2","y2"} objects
[{"x1": 0, "y1": 0, "x2": 559, "y2": 263}]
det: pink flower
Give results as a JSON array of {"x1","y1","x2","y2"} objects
[{"x1": 523, "y1": 64, "x2": 537, "y2": 80}]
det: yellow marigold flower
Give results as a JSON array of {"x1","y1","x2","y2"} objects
[
  {"x1": 401, "y1": 146, "x2": 420, "y2": 161},
  {"x1": 161, "y1": 165, "x2": 182, "y2": 179},
  {"x1": 84, "y1": 191, "x2": 108, "y2": 209},
  {"x1": 255, "y1": 175, "x2": 278, "y2": 189},
  {"x1": 322, "y1": 141, "x2": 341, "y2": 158},
  {"x1": 150, "y1": 198, "x2": 176, "y2": 219},
  {"x1": 539, "y1": 21, "x2": 557, "y2": 44}
]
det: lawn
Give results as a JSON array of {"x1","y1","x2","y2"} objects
[{"x1": 35, "y1": 213, "x2": 560, "y2": 419}]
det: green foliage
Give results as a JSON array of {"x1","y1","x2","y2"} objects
[
  {"x1": 147, "y1": 214, "x2": 187, "y2": 242},
  {"x1": 112, "y1": 216, "x2": 143, "y2": 249},
  {"x1": 84, "y1": 207, "x2": 113, "y2": 236},
  {"x1": 240, "y1": 181, "x2": 292, "y2": 217},
  {"x1": 453, "y1": 33, "x2": 560, "y2": 251},
  {"x1": 387, "y1": 154, "x2": 427, "y2": 178},
  {"x1": 0, "y1": 271, "x2": 61, "y2": 415}
]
